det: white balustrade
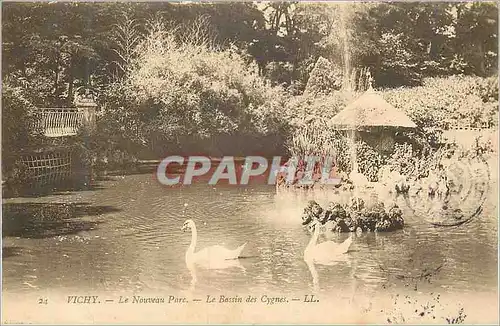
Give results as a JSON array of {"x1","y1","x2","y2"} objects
[{"x1": 37, "y1": 108, "x2": 86, "y2": 137}]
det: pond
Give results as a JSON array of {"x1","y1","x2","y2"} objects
[{"x1": 2, "y1": 173, "x2": 498, "y2": 323}]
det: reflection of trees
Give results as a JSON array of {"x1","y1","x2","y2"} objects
[
  {"x1": 2, "y1": 246, "x2": 24, "y2": 258},
  {"x1": 2, "y1": 201, "x2": 139, "y2": 293},
  {"x1": 362, "y1": 230, "x2": 447, "y2": 291},
  {"x1": 370, "y1": 214, "x2": 496, "y2": 293},
  {"x1": 2, "y1": 202, "x2": 119, "y2": 238}
]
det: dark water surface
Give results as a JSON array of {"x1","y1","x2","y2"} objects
[{"x1": 2, "y1": 173, "x2": 498, "y2": 323}]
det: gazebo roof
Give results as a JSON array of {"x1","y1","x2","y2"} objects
[{"x1": 330, "y1": 88, "x2": 417, "y2": 130}]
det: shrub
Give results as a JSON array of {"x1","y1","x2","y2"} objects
[
  {"x1": 382, "y1": 75, "x2": 499, "y2": 129},
  {"x1": 283, "y1": 91, "x2": 354, "y2": 129},
  {"x1": 98, "y1": 20, "x2": 288, "y2": 157},
  {"x1": 385, "y1": 143, "x2": 436, "y2": 179},
  {"x1": 355, "y1": 140, "x2": 384, "y2": 182},
  {"x1": 2, "y1": 83, "x2": 45, "y2": 191},
  {"x1": 286, "y1": 122, "x2": 338, "y2": 157},
  {"x1": 303, "y1": 56, "x2": 343, "y2": 95},
  {"x1": 383, "y1": 141, "x2": 481, "y2": 181},
  {"x1": 2, "y1": 83, "x2": 44, "y2": 153}
]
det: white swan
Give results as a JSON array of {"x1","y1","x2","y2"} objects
[
  {"x1": 304, "y1": 221, "x2": 354, "y2": 264},
  {"x1": 181, "y1": 219, "x2": 247, "y2": 268}
]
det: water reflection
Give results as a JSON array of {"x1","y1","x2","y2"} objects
[
  {"x1": 304, "y1": 255, "x2": 351, "y2": 292},
  {"x1": 2, "y1": 174, "x2": 497, "y2": 298},
  {"x1": 186, "y1": 259, "x2": 245, "y2": 293}
]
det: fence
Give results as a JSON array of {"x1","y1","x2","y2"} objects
[
  {"x1": 445, "y1": 121, "x2": 495, "y2": 131},
  {"x1": 20, "y1": 149, "x2": 73, "y2": 187},
  {"x1": 37, "y1": 108, "x2": 85, "y2": 137}
]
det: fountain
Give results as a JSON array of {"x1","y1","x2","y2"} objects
[{"x1": 299, "y1": 3, "x2": 406, "y2": 233}]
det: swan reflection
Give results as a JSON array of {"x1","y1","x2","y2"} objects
[
  {"x1": 182, "y1": 219, "x2": 246, "y2": 292},
  {"x1": 304, "y1": 221, "x2": 354, "y2": 291},
  {"x1": 304, "y1": 221, "x2": 354, "y2": 263},
  {"x1": 186, "y1": 259, "x2": 246, "y2": 292},
  {"x1": 305, "y1": 254, "x2": 351, "y2": 292}
]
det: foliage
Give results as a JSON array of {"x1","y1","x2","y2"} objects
[
  {"x1": 460, "y1": 134, "x2": 496, "y2": 159},
  {"x1": 303, "y1": 56, "x2": 343, "y2": 95},
  {"x1": 1, "y1": 83, "x2": 44, "y2": 153},
  {"x1": 96, "y1": 18, "x2": 288, "y2": 157},
  {"x1": 2, "y1": 2, "x2": 106, "y2": 106},
  {"x1": 285, "y1": 124, "x2": 385, "y2": 182},
  {"x1": 1, "y1": 83, "x2": 45, "y2": 184},
  {"x1": 283, "y1": 91, "x2": 354, "y2": 128},
  {"x1": 385, "y1": 143, "x2": 438, "y2": 180},
  {"x1": 382, "y1": 76, "x2": 499, "y2": 129},
  {"x1": 1, "y1": 83, "x2": 48, "y2": 194},
  {"x1": 2, "y1": 2, "x2": 498, "y2": 176},
  {"x1": 2, "y1": 2, "x2": 497, "y2": 101},
  {"x1": 383, "y1": 139, "x2": 492, "y2": 182},
  {"x1": 292, "y1": 2, "x2": 497, "y2": 88},
  {"x1": 1, "y1": 161, "x2": 33, "y2": 197},
  {"x1": 286, "y1": 122, "x2": 336, "y2": 157},
  {"x1": 355, "y1": 141, "x2": 384, "y2": 182},
  {"x1": 376, "y1": 32, "x2": 422, "y2": 86}
]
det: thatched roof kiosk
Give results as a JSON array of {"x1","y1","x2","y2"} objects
[{"x1": 330, "y1": 87, "x2": 417, "y2": 153}]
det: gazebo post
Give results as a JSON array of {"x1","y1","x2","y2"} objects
[{"x1": 349, "y1": 128, "x2": 358, "y2": 174}]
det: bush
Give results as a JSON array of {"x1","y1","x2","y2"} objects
[
  {"x1": 385, "y1": 143, "x2": 437, "y2": 179},
  {"x1": 283, "y1": 91, "x2": 354, "y2": 129},
  {"x1": 303, "y1": 56, "x2": 343, "y2": 95},
  {"x1": 2, "y1": 83, "x2": 44, "y2": 153},
  {"x1": 356, "y1": 141, "x2": 384, "y2": 182},
  {"x1": 1, "y1": 83, "x2": 45, "y2": 191},
  {"x1": 383, "y1": 141, "x2": 485, "y2": 181},
  {"x1": 382, "y1": 75, "x2": 499, "y2": 129},
  {"x1": 98, "y1": 21, "x2": 288, "y2": 157}
]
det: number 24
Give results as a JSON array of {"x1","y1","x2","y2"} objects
[{"x1": 38, "y1": 298, "x2": 48, "y2": 305}]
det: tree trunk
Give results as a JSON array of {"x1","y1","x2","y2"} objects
[
  {"x1": 67, "y1": 65, "x2": 74, "y2": 106},
  {"x1": 54, "y1": 57, "x2": 59, "y2": 97},
  {"x1": 476, "y1": 42, "x2": 486, "y2": 76}
]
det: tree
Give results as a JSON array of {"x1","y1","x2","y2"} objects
[{"x1": 455, "y1": 2, "x2": 498, "y2": 76}]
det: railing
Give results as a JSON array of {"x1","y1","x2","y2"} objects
[
  {"x1": 21, "y1": 149, "x2": 72, "y2": 186},
  {"x1": 445, "y1": 121, "x2": 495, "y2": 131},
  {"x1": 37, "y1": 108, "x2": 85, "y2": 137}
]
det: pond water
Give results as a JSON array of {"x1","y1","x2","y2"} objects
[{"x1": 2, "y1": 173, "x2": 498, "y2": 323}]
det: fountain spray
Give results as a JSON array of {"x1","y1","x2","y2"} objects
[{"x1": 338, "y1": 3, "x2": 361, "y2": 206}]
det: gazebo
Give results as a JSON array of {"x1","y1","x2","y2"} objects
[{"x1": 330, "y1": 86, "x2": 417, "y2": 154}]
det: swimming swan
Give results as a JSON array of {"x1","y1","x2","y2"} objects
[
  {"x1": 304, "y1": 221, "x2": 354, "y2": 263},
  {"x1": 181, "y1": 219, "x2": 247, "y2": 266}
]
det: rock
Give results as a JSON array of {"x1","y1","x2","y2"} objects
[
  {"x1": 321, "y1": 202, "x2": 347, "y2": 224},
  {"x1": 375, "y1": 218, "x2": 393, "y2": 232},
  {"x1": 350, "y1": 197, "x2": 365, "y2": 211},
  {"x1": 301, "y1": 200, "x2": 323, "y2": 225},
  {"x1": 301, "y1": 199, "x2": 405, "y2": 233},
  {"x1": 388, "y1": 204, "x2": 404, "y2": 228},
  {"x1": 332, "y1": 203, "x2": 348, "y2": 220},
  {"x1": 358, "y1": 209, "x2": 378, "y2": 232},
  {"x1": 330, "y1": 219, "x2": 350, "y2": 233}
]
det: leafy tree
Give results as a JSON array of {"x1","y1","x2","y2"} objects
[
  {"x1": 455, "y1": 2, "x2": 498, "y2": 76},
  {"x1": 303, "y1": 56, "x2": 342, "y2": 95}
]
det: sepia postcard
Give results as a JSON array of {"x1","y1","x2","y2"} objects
[{"x1": 1, "y1": 0, "x2": 499, "y2": 324}]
